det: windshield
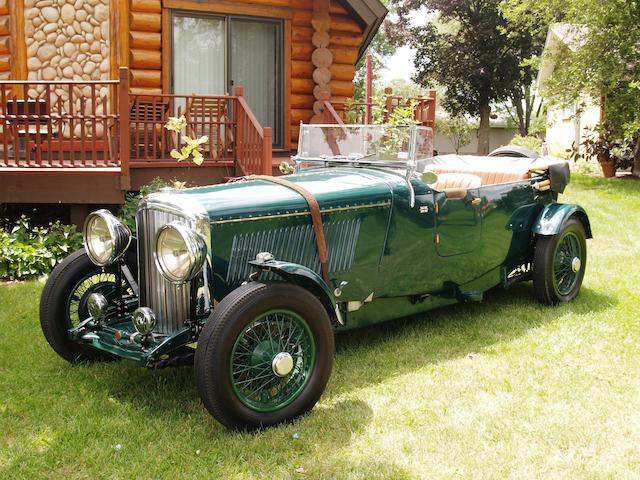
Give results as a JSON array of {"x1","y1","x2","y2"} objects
[{"x1": 295, "y1": 124, "x2": 434, "y2": 168}]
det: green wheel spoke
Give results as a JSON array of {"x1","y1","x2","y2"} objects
[
  {"x1": 230, "y1": 309, "x2": 316, "y2": 413},
  {"x1": 552, "y1": 231, "x2": 583, "y2": 296}
]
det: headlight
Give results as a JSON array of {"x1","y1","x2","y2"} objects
[
  {"x1": 155, "y1": 222, "x2": 207, "y2": 283},
  {"x1": 83, "y1": 210, "x2": 131, "y2": 266}
]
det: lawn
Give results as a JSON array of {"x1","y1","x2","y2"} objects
[{"x1": 1, "y1": 174, "x2": 639, "y2": 479}]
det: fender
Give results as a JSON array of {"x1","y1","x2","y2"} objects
[
  {"x1": 248, "y1": 259, "x2": 341, "y2": 324},
  {"x1": 532, "y1": 203, "x2": 593, "y2": 238}
]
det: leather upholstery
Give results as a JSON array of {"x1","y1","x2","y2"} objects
[
  {"x1": 432, "y1": 173, "x2": 482, "y2": 192},
  {"x1": 431, "y1": 173, "x2": 482, "y2": 198},
  {"x1": 429, "y1": 165, "x2": 531, "y2": 186}
]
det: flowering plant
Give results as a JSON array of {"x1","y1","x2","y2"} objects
[{"x1": 164, "y1": 115, "x2": 208, "y2": 165}]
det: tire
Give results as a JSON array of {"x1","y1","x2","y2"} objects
[
  {"x1": 195, "y1": 281, "x2": 334, "y2": 431},
  {"x1": 533, "y1": 218, "x2": 587, "y2": 304},
  {"x1": 39, "y1": 248, "x2": 137, "y2": 363}
]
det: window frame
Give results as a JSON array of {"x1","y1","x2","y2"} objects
[{"x1": 168, "y1": 9, "x2": 285, "y2": 148}]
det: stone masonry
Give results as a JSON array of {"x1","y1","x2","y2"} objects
[{"x1": 24, "y1": 0, "x2": 110, "y2": 137}]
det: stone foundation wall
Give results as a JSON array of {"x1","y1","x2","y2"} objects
[{"x1": 24, "y1": 0, "x2": 110, "y2": 136}]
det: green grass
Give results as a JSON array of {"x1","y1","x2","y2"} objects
[{"x1": 1, "y1": 174, "x2": 640, "y2": 479}]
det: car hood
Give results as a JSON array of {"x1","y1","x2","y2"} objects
[{"x1": 169, "y1": 167, "x2": 406, "y2": 222}]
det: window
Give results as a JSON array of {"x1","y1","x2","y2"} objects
[{"x1": 172, "y1": 12, "x2": 283, "y2": 147}]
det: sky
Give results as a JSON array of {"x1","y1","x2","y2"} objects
[{"x1": 380, "y1": 46, "x2": 417, "y2": 84}]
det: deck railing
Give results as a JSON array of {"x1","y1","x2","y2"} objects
[
  {"x1": 325, "y1": 87, "x2": 437, "y2": 130},
  {"x1": 0, "y1": 79, "x2": 120, "y2": 168},
  {"x1": 0, "y1": 67, "x2": 272, "y2": 182},
  {"x1": 234, "y1": 85, "x2": 272, "y2": 176}
]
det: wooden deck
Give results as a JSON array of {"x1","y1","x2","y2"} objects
[{"x1": 0, "y1": 68, "x2": 273, "y2": 204}]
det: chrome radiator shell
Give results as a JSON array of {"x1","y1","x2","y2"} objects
[{"x1": 136, "y1": 192, "x2": 210, "y2": 334}]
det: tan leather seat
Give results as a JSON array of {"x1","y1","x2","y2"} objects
[
  {"x1": 431, "y1": 173, "x2": 482, "y2": 198},
  {"x1": 430, "y1": 165, "x2": 530, "y2": 186}
]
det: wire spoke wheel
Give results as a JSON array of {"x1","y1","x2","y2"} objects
[
  {"x1": 66, "y1": 272, "x2": 133, "y2": 327},
  {"x1": 195, "y1": 282, "x2": 333, "y2": 430},
  {"x1": 553, "y1": 232, "x2": 582, "y2": 296},
  {"x1": 230, "y1": 309, "x2": 316, "y2": 413},
  {"x1": 40, "y1": 249, "x2": 138, "y2": 363},
  {"x1": 533, "y1": 218, "x2": 587, "y2": 305}
]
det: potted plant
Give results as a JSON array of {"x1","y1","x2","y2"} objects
[{"x1": 580, "y1": 125, "x2": 617, "y2": 178}]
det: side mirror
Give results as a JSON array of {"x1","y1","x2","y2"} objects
[{"x1": 420, "y1": 171, "x2": 438, "y2": 185}]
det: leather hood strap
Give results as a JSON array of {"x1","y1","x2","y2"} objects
[{"x1": 246, "y1": 175, "x2": 331, "y2": 284}]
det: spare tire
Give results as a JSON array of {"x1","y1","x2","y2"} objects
[{"x1": 488, "y1": 145, "x2": 539, "y2": 159}]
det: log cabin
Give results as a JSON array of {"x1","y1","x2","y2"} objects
[{"x1": 0, "y1": 0, "x2": 433, "y2": 224}]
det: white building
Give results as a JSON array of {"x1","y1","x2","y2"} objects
[{"x1": 537, "y1": 24, "x2": 601, "y2": 157}]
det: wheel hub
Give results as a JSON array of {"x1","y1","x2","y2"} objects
[
  {"x1": 272, "y1": 352, "x2": 294, "y2": 377},
  {"x1": 571, "y1": 257, "x2": 581, "y2": 273}
]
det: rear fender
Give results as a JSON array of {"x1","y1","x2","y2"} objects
[
  {"x1": 248, "y1": 259, "x2": 340, "y2": 324},
  {"x1": 532, "y1": 203, "x2": 593, "y2": 238}
]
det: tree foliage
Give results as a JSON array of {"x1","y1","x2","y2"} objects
[
  {"x1": 501, "y1": 0, "x2": 640, "y2": 173},
  {"x1": 353, "y1": 3, "x2": 396, "y2": 101},
  {"x1": 437, "y1": 115, "x2": 475, "y2": 153},
  {"x1": 387, "y1": 0, "x2": 544, "y2": 153}
]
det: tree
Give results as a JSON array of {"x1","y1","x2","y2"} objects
[
  {"x1": 501, "y1": 0, "x2": 640, "y2": 174},
  {"x1": 438, "y1": 115, "x2": 475, "y2": 153},
  {"x1": 388, "y1": 0, "x2": 544, "y2": 154},
  {"x1": 386, "y1": 78, "x2": 430, "y2": 99}
]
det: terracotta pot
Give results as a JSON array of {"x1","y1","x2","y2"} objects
[{"x1": 599, "y1": 160, "x2": 616, "y2": 178}]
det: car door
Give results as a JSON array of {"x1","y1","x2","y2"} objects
[{"x1": 434, "y1": 188, "x2": 483, "y2": 257}]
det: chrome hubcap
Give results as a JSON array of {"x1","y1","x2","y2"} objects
[
  {"x1": 571, "y1": 257, "x2": 581, "y2": 273},
  {"x1": 272, "y1": 352, "x2": 294, "y2": 377}
]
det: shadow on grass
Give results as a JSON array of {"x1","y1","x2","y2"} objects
[
  {"x1": 94, "y1": 282, "x2": 613, "y2": 416},
  {"x1": 571, "y1": 174, "x2": 640, "y2": 194},
  {"x1": 329, "y1": 283, "x2": 615, "y2": 395}
]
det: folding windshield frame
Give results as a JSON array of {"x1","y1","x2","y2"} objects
[{"x1": 292, "y1": 124, "x2": 435, "y2": 208}]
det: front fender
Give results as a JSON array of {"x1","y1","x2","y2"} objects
[
  {"x1": 532, "y1": 203, "x2": 593, "y2": 238},
  {"x1": 248, "y1": 259, "x2": 339, "y2": 322}
]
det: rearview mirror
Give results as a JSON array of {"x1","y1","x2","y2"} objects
[{"x1": 421, "y1": 171, "x2": 438, "y2": 185}]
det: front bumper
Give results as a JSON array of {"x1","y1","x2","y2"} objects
[{"x1": 70, "y1": 318, "x2": 195, "y2": 367}]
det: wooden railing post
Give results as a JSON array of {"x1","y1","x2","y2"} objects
[
  {"x1": 262, "y1": 127, "x2": 272, "y2": 175},
  {"x1": 118, "y1": 67, "x2": 130, "y2": 190},
  {"x1": 365, "y1": 54, "x2": 373, "y2": 124},
  {"x1": 383, "y1": 87, "x2": 393, "y2": 123},
  {"x1": 233, "y1": 85, "x2": 244, "y2": 176},
  {"x1": 428, "y1": 89, "x2": 437, "y2": 132}
]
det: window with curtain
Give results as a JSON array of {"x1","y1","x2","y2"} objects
[{"x1": 172, "y1": 13, "x2": 283, "y2": 147}]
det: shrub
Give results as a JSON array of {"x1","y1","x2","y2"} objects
[
  {"x1": 118, "y1": 178, "x2": 188, "y2": 231},
  {"x1": 438, "y1": 115, "x2": 476, "y2": 153},
  {"x1": 119, "y1": 178, "x2": 172, "y2": 231},
  {"x1": 0, "y1": 215, "x2": 83, "y2": 280},
  {"x1": 510, "y1": 135, "x2": 543, "y2": 154}
]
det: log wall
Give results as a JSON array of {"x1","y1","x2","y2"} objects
[
  {"x1": 129, "y1": 0, "x2": 162, "y2": 95},
  {"x1": 291, "y1": 0, "x2": 362, "y2": 146},
  {"x1": 124, "y1": 0, "x2": 362, "y2": 146}
]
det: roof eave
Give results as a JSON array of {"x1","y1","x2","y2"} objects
[{"x1": 338, "y1": 0, "x2": 388, "y2": 62}]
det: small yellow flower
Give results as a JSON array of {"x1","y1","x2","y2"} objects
[
  {"x1": 165, "y1": 115, "x2": 187, "y2": 133},
  {"x1": 168, "y1": 135, "x2": 209, "y2": 165}
]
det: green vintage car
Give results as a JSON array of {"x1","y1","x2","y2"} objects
[{"x1": 40, "y1": 124, "x2": 591, "y2": 430}]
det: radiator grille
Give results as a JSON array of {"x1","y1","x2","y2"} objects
[
  {"x1": 136, "y1": 207, "x2": 191, "y2": 334},
  {"x1": 226, "y1": 219, "x2": 361, "y2": 285}
]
